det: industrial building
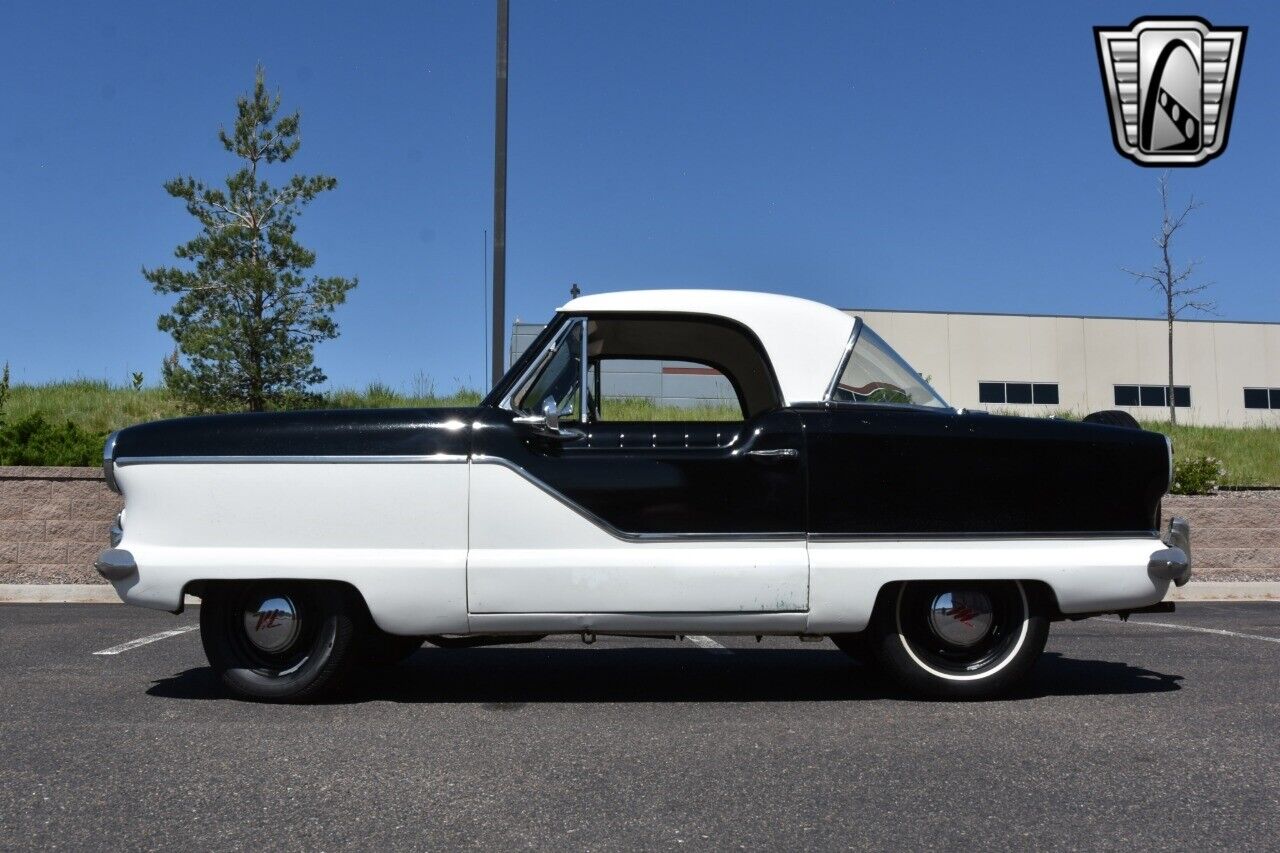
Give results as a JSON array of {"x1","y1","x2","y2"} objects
[{"x1": 511, "y1": 307, "x2": 1280, "y2": 426}]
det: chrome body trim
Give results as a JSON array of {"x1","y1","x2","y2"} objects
[
  {"x1": 115, "y1": 454, "x2": 470, "y2": 466},
  {"x1": 579, "y1": 316, "x2": 591, "y2": 424},
  {"x1": 470, "y1": 455, "x2": 806, "y2": 543},
  {"x1": 103, "y1": 431, "x2": 121, "y2": 494},
  {"x1": 808, "y1": 530, "x2": 1162, "y2": 542},
  {"x1": 822, "y1": 319, "x2": 862, "y2": 402},
  {"x1": 95, "y1": 548, "x2": 137, "y2": 582}
]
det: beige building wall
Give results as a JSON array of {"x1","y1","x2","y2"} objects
[{"x1": 850, "y1": 309, "x2": 1280, "y2": 427}]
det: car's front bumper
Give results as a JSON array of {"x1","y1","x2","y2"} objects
[{"x1": 94, "y1": 548, "x2": 137, "y2": 582}]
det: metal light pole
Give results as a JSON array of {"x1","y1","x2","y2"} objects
[{"x1": 491, "y1": 0, "x2": 509, "y2": 388}]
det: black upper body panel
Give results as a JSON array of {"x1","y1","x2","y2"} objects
[
  {"x1": 110, "y1": 408, "x2": 477, "y2": 459},
  {"x1": 470, "y1": 407, "x2": 807, "y2": 536},
  {"x1": 798, "y1": 404, "x2": 1168, "y2": 537}
]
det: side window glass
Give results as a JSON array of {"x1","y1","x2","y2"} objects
[
  {"x1": 589, "y1": 358, "x2": 743, "y2": 422},
  {"x1": 577, "y1": 315, "x2": 776, "y2": 422},
  {"x1": 832, "y1": 325, "x2": 946, "y2": 408}
]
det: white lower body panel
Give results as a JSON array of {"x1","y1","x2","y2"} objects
[
  {"x1": 111, "y1": 461, "x2": 470, "y2": 635},
  {"x1": 467, "y1": 463, "x2": 809, "y2": 614},
  {"x1": 806, "y1": 537, "x2": 1169, "y2": 634}
]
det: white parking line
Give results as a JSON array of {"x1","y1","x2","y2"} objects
[
  {"x1": 1117, "y1": 618, "x2": 1280, "y2": 645},
  {"x1": 93, "y1": 625, "x2": 198, "y2": 656},
  {"x1": 686, "y1": 635, "x2": 732, "y2": 654}
]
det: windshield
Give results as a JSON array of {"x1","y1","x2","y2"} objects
[{"x1": 830, "y1": 324, "x2": 948, "y2": 408}]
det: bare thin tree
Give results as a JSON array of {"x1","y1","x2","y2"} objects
[{"x1": 1122, "y1": 172, "x2": 1215, "y2": 425}]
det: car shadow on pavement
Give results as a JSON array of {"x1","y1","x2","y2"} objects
[{"x1": 146, "y1": 648, "x2": 1182, "y2": 704}]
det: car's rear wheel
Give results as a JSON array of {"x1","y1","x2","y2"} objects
[
  {"x1": 199, "y1": 582, "x2": 363, "y2": 703},
  {"x1": 870, "y1": 580, "x2": 1047, "y2": 699}
]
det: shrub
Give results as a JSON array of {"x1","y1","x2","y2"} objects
[
  {"x1": 1171, "y1": 454, "x2": 1224, "y2": 495},
  {"x1": 0, "y1": 414, "x2": 104, "y2": 467}
]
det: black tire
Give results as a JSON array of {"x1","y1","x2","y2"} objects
[
  {"x1": 200, "y1": 581, "x2": 363, "y2": 703},
  {"x1": 830, "y1": 631, "x2": 878, "y2": 667},
  {"x1": 1083, "y1": 409, "x2": 1141, "y2": 429},
  {"x1": 363, "y1": 630, "x2": 423, "y2": 666},
  {"x1": 869, "y1": 580, "x2": 1048, "y2": 699}
]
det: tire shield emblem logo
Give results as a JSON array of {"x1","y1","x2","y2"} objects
[{"x1": 1095, "y1": 17, "x2": 1246, "y2": 166}]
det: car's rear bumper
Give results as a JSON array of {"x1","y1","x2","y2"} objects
[{"x1": 1150, "y1": 517, "x2": 1192, "y2": 586}]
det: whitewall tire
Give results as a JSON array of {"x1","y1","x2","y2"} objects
[{"x1": 871, "y1": 580, "x2": 1048, "y2": 699}]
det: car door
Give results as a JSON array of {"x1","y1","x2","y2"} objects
[{"x1": 467, "y1": 313, "x2": 809, "y2": 614}]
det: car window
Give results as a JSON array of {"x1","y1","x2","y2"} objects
[
  {"x1": 582, "y1": 315, "x2": 780, "y2": 421},
  {"x1": 513, "y1": 320, "x2": 583, "y2": 421},
  {"x1": 589, "y1": 358, "x2": 743, "y2": 422},
  {"x1": 832, "y1": 324, "x2": 947, "y2": 408}
]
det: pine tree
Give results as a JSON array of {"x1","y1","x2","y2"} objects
[{"x1": 143, "y1": 68, "x2": 356, "y2": 412}]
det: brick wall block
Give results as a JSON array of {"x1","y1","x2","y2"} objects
[
  {"x1": 2, "y1": 564, "x2": 101, "y2": 584},
  {"x1": 17, "y1": 541, "x2": 68, "y2": 563},
  {"x1": 66, "y1": 541, "x2": 105, "y2": 564},
  {"x1": 70, "y1": 496, "x2": 121, "y2": 519},
  {"x1": 51, "y1": 480, "x2": 114, "y2": 502},
  {"x1": 20, "y1": 500, "x2": 73, "y2": 521},
  {"x1": 0, "y1": 520, "x2": 47, "y2": 542},
  {"x1": 46, "y1": 519, "x2": 110, "y2": 541},
  {"x1": 0, "y1": 480, "x2": 53, "y2": 503}
]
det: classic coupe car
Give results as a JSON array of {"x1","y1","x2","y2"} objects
[{"x1": 98, "y1": 290, "x2": 1190, "y2": 701}]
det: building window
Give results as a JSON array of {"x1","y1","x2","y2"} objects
[
  {"x1": 1114, "y1": 385, "x2": 1191, "y2": 408},
  {"x1": 978, "y1": 381, "x2": 1059, "y2": 405},
  {"x1": 1244, "y1": 388, "x2": 1280, "y2": 410},
  {"x1": 1033, "y1": 383, "x2": 1059, "y2": 405}
]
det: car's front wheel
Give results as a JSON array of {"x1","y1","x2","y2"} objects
[
  {"x1": 200, "y1": 582, "x2": 363, "y2": 703},
  {"x1": 870, "y1": 580, "x2": 1047, "y2": 699}
]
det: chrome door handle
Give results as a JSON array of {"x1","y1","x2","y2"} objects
[{"x1": 746, "y1": 448, "x2": 798, "y2": 459}]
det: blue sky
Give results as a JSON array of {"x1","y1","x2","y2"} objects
[{"x1": 1, "y1": 1, "x2": 1276, "y2": 392}]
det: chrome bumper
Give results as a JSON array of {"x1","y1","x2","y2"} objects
[
  {"x1": 95, "y1": 548, "x2": 137, "y2": 582},
  {"x1": 1149, "y1": 516, "x2": 1192, "y2": 586}
]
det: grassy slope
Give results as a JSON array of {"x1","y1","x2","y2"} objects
[
  {"x1": 5, "y1": 382, "x2": 1277, "y2": 485},
  {"x1": 1140, "y1": 421, "x2": 1280, "y2": 488},
  {"x1": 4, "y1": 381, "x2": 483, "y2": 436}
]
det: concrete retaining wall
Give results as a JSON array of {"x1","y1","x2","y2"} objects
[
  {"x1": 0, "y1": 468, "x2": 122, "y2": 584},
  {"x1": 0, "y1": 467, "x2": 1275, "y2": 584}
]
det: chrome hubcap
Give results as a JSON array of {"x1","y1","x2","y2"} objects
[
  {"x1": 927, "y1": 590, "x2": 994, "y2": 647},
  {"x1": 243, "y1": 595, "x2": 300, "y2": 653}
]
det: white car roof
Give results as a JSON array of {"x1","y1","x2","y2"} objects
[{"x1": 558, "y1": 289, "x2": 856, "y2": 405}]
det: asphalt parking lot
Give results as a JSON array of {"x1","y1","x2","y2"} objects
[{"x1": 1, "y1": 603, "x2": 1278, "y2": 850}]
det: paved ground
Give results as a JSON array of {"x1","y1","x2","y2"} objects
[{"x1": 1, "y1": 603, "x2": 1278, "y2": 850}]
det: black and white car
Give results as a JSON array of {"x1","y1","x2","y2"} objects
[{"x1": 98, "y1": 290, "x2": 1190, "y2": 701}]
